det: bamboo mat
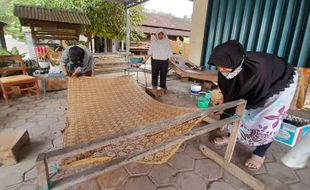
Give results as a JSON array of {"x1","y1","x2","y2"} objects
[{"x1": 63, "y1": 76, "x2": 202, "y2": 167}]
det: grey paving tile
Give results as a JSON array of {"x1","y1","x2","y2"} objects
[
  {"x1": 67, "y1": 179, "x2": 101, "y2": 190},
  {"x1": 295, "y1": 167, "x2": 310, "y2": 186},
  {"x1": 277, "y1": 142, "x2": 292, "y2": 153},
  {"x1": 271, "y1": 152, "x2": 285, "y2": 162},
  {"x1": 289, "y1": 182, "x2": 310, "y2": 190},
  {"x1": 37, "y1": 118, "x2": 59, "y2": 127},
  {"x1": 184, "y1": 141, "x2": 206, "y2": 159},
  {"x1": 194, "y1": 159, "x2": 222, "y2": 181},
  {"x1": 6, "y1": 119, "x2": 27, "y2": 128},
  {"x1": 149, "y1": 164, "x2": 177, "y2": 186},
  {"x1": 176, "y1": 171, "x2": 207, "y2": 190},
  {"x1": 267, "y1": 142, "x2": 285, "y2": 153},
  {"x1": 97, "y1": 167, "x2": 128, "y2": 189},
  {"x1": 156, "y1": 185, "x2": 179, "y2": 190},
  {"x1": 255, "y1": 174, "x2": 290, "y2": 190},
  {"x1": 124, "y1": 176, "x2": 156, "y2": 190},
  {"x1": 125, "y1": 162, "x2": 152, "y2": 176},
  {"x1": 264, "y1": 151, "x2": 275, "y2": 163},
  {"x1": 168, "y1": 152, "x2": 195, "y2": 172},
  {"x1": 265, "y1": 162, "x2": 299, "y2": 184},
  {"x1": 223, "y1": 171, "x2": 249, "y2": 189},
  {"x1": 208, "y1": 180, "x2": 237, "y2": 190}
]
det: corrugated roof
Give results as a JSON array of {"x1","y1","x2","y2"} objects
[
  {"x1": 109, "y1": 0, "x2": 193, "y2": 8},
  {"x1": 109, "y1": 0, "x2": 149, "y2": 8},
  {"x1": 14, "y1": 5, "x2": 90, "y2": 25},
  {"x1": 143, "y1": 13, "x2": 191, "y2": 31},
  {"x1": 137, "y1": 26, "x2": 190, "y2": 37},
  {"x1": 136, "y1": 13, "x2": 191, "y2": 37}
]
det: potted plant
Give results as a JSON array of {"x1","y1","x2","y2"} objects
[
  {"x1": 47, "y1": 46, "x2": 63, "y2": 74},
  {"x1": 24, "y1": 59, "x2": 38, "y2": 76},
  {"x1": 37, "y1": 50, "x2": 50, "y2": 69}
]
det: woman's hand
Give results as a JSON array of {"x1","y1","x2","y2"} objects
[
  {"x1": 72, "y1": 72, "x2": 79, "y2": 77},
  {"x1": 63, "y1": 65, "x2": 69, "y2": 77},
  {"x1": 211, "y1": 89, "x2": 224, "y2": 115},
  {"x1": 211, "y1": 89, "x2": 224, "y2": 106}
]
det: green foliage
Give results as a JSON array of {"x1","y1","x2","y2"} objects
[
  {"x1": 65, "y1": 40, "x2": 87, "y2": 46},
  {"x1": 0, "y1": 47, "x2": 27, "y2": 69},
  {"x1": 0, "y1": 0, "x2": 146, "y2": 42},
  {"x1": 0, "y1": 48, "x2": 11, "y2": 56},
  {"x1": 0, "y1": 0, "x2": 37, "y2": 40},
  {"x1": 0, "y1": 46, "x2": 26, "y2": 57},
  {"x1": 74, "y1": 0, "x2": 145, "y2": 41}
]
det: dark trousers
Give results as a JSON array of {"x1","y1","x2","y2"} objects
[
  {"x1": 253, "y1": 142, "x2": 272, "y2": 157},
  {"x1": 151, "y1": 58, "x2": 169, "y2": 89}
]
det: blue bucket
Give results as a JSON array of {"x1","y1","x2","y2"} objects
[{"x1": 130, "y1": 57, "x2": 144, "y2": 64}]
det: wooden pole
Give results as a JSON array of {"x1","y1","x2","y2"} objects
[
  {"x1": 125, "y1": 8, "x2": 131, "y2": 62},
  {"x1": 224, "y1": 102, "x2": 246, "y2": 163},
  {"x1": 36, "y1": 159, "x2": 49, "y2": 190},
  {"x1": 200, "y1": 144, "x2": 264, "y2": 190}
]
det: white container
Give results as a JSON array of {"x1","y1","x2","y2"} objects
[
  {"x1": 38, "y1": 61, "x2": 50, "y2": 69},
  {"x1": 49, "y1": 63, "x2": 63, "y2": 74},
  {"x1": 191, "y1": 83, "x2": 202, "y2": 95}
]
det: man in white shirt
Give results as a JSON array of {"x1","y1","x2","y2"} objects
[{"x1": 143, "y1": 28, "x2": 174, "y2": 90}]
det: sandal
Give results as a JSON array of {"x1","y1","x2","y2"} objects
[
  {"x1": 245, "y1": 154, "x2": 265, "y2": 169},
  {"x1": 209, "y1": 136, "x2": 229, "y2": 146}
]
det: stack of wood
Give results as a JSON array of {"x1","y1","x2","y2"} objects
[{"x1": 94, "y1": 53, "x2": 128, "y2": 74}]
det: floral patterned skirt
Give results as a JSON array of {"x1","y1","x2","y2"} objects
[{"x1": 232, "y1": 72, "x2": 298, "y2": 147}]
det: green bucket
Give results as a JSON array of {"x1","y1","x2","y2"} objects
[{"x1": 197, "y1": 92, "x2": 211, "y2": 108}]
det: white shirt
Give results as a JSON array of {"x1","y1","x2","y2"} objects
[{"x1": 147, "y1": 39, "x2": 173, "y2": 60}]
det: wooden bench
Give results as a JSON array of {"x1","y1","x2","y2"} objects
[{"x1": 0, "y1": 55, "x2": 40, "y2": 105}]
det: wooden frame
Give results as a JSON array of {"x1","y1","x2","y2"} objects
[
  {"x1": 19, "y1": 19, "x2": 82, "y2": 45},
  {"x1": 36, "y1": 99, "x2": 264, "y2": 190},
  {"x1": 0, "y1": 55, "x2": 40, "y2": 105},
  {"x1": 169, "y1": 55, "x2": 218, "y2": 83}
]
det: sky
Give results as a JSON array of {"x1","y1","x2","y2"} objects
[{"x1": 143, "y1": 0, "x2": 194, "y2": 18}]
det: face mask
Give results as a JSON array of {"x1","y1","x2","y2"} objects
[{"x1": 220, "y1": 56, "x2": 245, "y2": 79}]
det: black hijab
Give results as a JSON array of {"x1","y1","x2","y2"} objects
[{"x1": 209, "y1": 40, "x2": 295, "y2": 109}]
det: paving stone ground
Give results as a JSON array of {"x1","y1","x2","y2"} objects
[{"x1": 0, "y1": 72, "x2": 309, "y2": 190}]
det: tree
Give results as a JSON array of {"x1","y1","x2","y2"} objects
[
  {"x1": 80, "y1": 0, "x2": 145, "y2": 41},
  {"x1": 0, "y1": 0, "x2": 37, "y2": 40},
  {"x1": 0, "y1": 0, "x2": 145, "y2": 42}
]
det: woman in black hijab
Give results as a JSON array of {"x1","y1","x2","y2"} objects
[{"x1": 209, "y1": 40, "x2": 298, "y2": 169}]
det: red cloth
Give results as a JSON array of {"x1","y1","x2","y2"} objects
[{"x1": 34, "y1": 47, "x2": 49, "y2": 60}]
